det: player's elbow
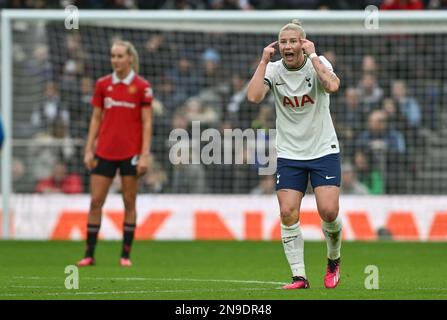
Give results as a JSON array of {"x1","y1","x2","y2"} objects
[
  {"x1": 326, "y1": 80, "x2": 340, "y2": 94},
  {"x1": 326, "y1": 86, "x2": 339, "y2": 94},
  {"x1": 247, "y1": 91, "x2": 264, "y2": 104}
]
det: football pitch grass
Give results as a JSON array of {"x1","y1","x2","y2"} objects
[{"x1": 0, "y1": 241, "x2": 446, "y2": 300}]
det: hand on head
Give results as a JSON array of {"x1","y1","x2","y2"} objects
[
  {"x1": 300, "y1": 38, "x2": 315, "y2": 55},
  {"x1": 261, "y1": 41, "x2": 278, "y2": 64}
]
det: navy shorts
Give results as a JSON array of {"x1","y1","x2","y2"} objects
[
  {"x1": 91, "y1": 155, "x2": 139, "y2": 178},
  {"x1": 275, "y1": 153, "x2": 341, "y2": 194}
]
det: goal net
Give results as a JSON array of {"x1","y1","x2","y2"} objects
[{"x1": 3, "y1": 9, "x2": 447, "y2": 199}]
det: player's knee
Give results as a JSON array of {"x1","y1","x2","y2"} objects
[
  {"x1": 319, "y1": 205, "x2": 339, "y2": 222},
  {"x1": 280, "y1": 207, "x2": 297, "y2": 220},
  {"x1": 90, "y1": 198, "x2": 105, "y2": 212},
  {"x1": 122, "y1": 196, "x2": 136, "y2": 211}
]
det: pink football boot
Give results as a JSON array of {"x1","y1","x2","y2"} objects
[
  {"x1": 77, "y1": 257, "x2": 95, "y2": 267},
  {"x1": 282, "y1": 276, "x2": 310, "y2": 290},
  {"x1": 324, "y1": 258, "x2": 341, "y2": 289},
  {"x1": 120, "y1": 258, "x2": 132, "y2": 267}
]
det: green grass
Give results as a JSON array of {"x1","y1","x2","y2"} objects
[{"x1": 0, "y1": 241, "x2": 446, "y2": 300}]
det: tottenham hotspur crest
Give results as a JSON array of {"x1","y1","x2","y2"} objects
[{"x1": 305, "y1": 77, "x2": 312, "y2": 87}]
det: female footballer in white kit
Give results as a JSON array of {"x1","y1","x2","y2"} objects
[{"x1": 247, "y1": 20, "x2": 342, "y2": 289}]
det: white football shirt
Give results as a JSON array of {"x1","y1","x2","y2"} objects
[{"x1": 264, "y1": 55, "x2": 340, "y2": 160}]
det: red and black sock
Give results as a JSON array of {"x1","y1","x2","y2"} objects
[
  {"x1": 121, "y1": 223, "x2": 136, "y2": 259},
  {"x1": 85, "y1": 223, "x2": 100, "y2": 258}
]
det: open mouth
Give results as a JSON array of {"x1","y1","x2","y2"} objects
[{"x1": 284, "y1": 52, "x2": 294, "y2": 60}]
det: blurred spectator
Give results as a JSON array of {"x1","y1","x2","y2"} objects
[
  {"x1": 232, "y1": 144, "x2": 259, "y2": 193},
  {"x1": 335, "y1": 87, "x2": 365, "y2": 157},
  {"x1": 71, "y1": 0, "x2": 104, "y2": 9},
  {"x1": 166, "y1": 51, "x2": 201, "y2": 106},
  {"x1": 27, "y1": 131, "x2": 76, "y2": 183},
  {"x1": 362, "y1": 55, "x2": 378, "y2": 76},
  {"x1": 381, "y1": 97, "x2": 406, "y2": 132},
  {"x1": 161, "y1": 0, "x2": 204, "y2": 9},
  {"x1": 356, "y1": 109, "x2": 406, "y2": 155},
  {"x1": 391, "y1": 80, "x2": 422, "y2": 148},
  {"x1": 391, "y1": 80, "x2": 421, "y2": 130},
  {"x1": 26, "y1": 44, "x2": 53, "y2": 84},
  {"x1": 170, "y1": 139, "x2": 207, "y2": 193},
  {"x1": 380, "y1": 0, "x2": 424, "y2": 10},
  {"x1": 61, "y1": 33, "x2": 89, "y2": 80},
  {"x1": 70, "y1": 77, "x2": 94, "y2": 138},
  {"x1": 139, "y1": 156, "x2": 168, "y2": 193},
  {"x1": 356, "y1": 110, "x2": 409, "y2": 194},
  {"x1": 353, "y1": 149, "x2": 384, "y2": 195},
  {"x1": 422, "y1": 80, "x2": 441, "y2": 131},
  {"x1": 426, "y1": 0, "x2": 447, "y2": 9},
  {"x1": 340, "y1": 162, "x2": 369, "y2": 195},
  {"x1": 12, "y1": 158, "x2": 34, "y2": 193},
  {"x1": 205, "y1": 121, "x2": 235, "y2": 193},
  {"x1": 103, "y1": 0, "x2": 136, "y2": 9},
  {"x1": 198, "y1": 48, "x2": 222, "y2": 89},
  {"x1": 356, "y1": 73, "x2": 384, "y2": 112},
  {"x1": 318, "y1": 0, "x2": 372, "y2": 9},
  {"x1": 59, "y1": 33, "x2": 90, "y2": 111},
  {"x1": 322, "y1": 50, "x2": 337, "y2": 68},
  {"x1": 250, "y1": 174, "x2": 276, "y2": 195},
  {"x1": 155, "y1": 75, "x2": 182, "y2": 118},
  {"x1": 207, "y1": 0, "x2": 253, "y2": 9},
  {"x1": 171, "y1": 162, "x2": 208, "y2": 193},
  {"x1": 182, "y1": 97, "x2": 219, "y2": 128},
  {"x1": 137, "y1": 0, "x2": 166, "y2": 9},
  {"x1": 31, "y1": 82, "x2": 70, "y2": 138},
  {"x1": 251, "y1": 104, "x2": 274, "y2": 131},
  {"x1": 265, "y1": 0, "x2": 319, "y2": 9},
  {"x1": 35, "y1": 161, "x2": 83, "y2": 194},
  {"x1": 140, "y1": 33, "x2": 173, "y2": 83},
  {"x1": 225, "y1": 73, "x2": 251, "y2": 127},
  {"x1": 171, "y1": 109, "x2": 189, "y2": 131}
]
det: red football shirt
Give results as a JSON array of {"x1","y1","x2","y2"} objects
[{"x1": 91, "y1": 70, "x2": 152, "y2": 160}]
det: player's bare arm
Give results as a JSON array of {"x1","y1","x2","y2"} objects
[
  {"x1": 247, "y1": 40, "x2": 277, "y2": 103},
  {"x1": 300, "y1": 38, "x2": 340, "y2": 94},
  {"x1": 84, "y1": 107, "x2": 103, "y2": 170},
  {"x1": 137, "y1": 107, "x2": 152, "y2": 176}
]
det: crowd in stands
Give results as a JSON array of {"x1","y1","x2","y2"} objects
[{"x1": 0, "y1": 0, "x2": 445, "y2": 10}]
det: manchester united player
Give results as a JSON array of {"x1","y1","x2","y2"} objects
[
  {"x1": 247, "y1": 20, "x2": 342, "y2": 289},
  {"x1": 77, "y1": 40, "x2": 153, "y2": 267}
]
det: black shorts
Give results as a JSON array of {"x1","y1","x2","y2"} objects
[{"x1": 91, "y1": 155, "x2": 139, "y2": 178}]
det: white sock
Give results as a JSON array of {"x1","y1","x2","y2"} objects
[
  {"x1": 322, "y1": 215, "x2": 342, "y2": 260},
  {"x1": 281, "y1": 222, "x2": 306, "y2": 278}
]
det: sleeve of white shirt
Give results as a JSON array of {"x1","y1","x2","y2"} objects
[
  {"x1": 263, "y1": 62, "x2": 275, "y2": 89},
  {"x1": 318, "y1": 55, "x2": 334, "y2": 72}
]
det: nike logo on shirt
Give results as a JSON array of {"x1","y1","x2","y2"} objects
[{"x1": 325, "y1": 176, "x2": 336, "y2": 180}]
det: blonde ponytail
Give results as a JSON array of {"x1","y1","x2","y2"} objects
[{"x1": 279, "y1": 19, "x2": 306, "y2": 39}]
